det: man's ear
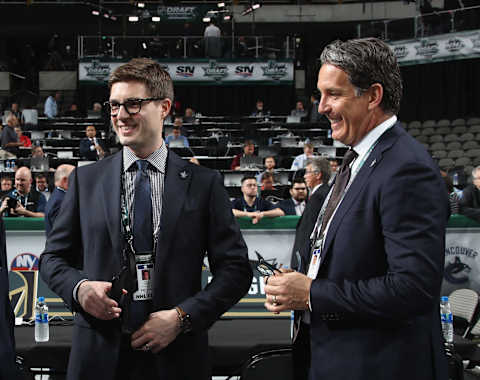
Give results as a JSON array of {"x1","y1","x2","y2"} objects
[{"x1": 367, "y1": 83, "x2": 383, "y2": 111}]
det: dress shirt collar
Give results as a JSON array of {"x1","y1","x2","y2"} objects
[
  {"x1": 310, "y1": 183, "x2": 322, "y2": 195},
  {"x1": 123, "y1": 142, "x2": 168, "y2": 174},
  {"x1": 352, "y1": 115, "x2": 397, "y2": 157}
]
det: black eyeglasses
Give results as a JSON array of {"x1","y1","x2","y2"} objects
[
  {"x1": 103, "y1": 97, "x2": 164, "y2": 116},
  {"x1": 255, "y1": 251, "x2": 279, "y2": 276}
]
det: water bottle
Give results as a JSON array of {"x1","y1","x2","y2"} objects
[
  {"x1": 35, "y1": 296, "x2": 49, "y2": 342},
  {"x1": 440, "y1": 296, "x2": 453, "y2": 346},
  {"x1": 452, "y1": 172, "x2": 459, "y2": 187}
]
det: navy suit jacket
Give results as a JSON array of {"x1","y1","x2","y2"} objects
[
  {"x1": 306, "y1": 123, "x2": 449, "y2": 380},
  {"x1": 277, "y1": 198, "x2": 297, "y2": 216},
  {"x1": 79, "y1": 138, "x2": 106, "y2": 161},
  {"x1": 0, "y1": 218, "x2": 19, "y2": 380},
  {"x1": 39, "y1": 149, "x2": 252, "y2": 380},
  {"x1": 44, "y1": 187, "x2": 66, "y2": 236}
]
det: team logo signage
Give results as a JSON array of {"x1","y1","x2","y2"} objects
[
  {"x1": 201, "y1": 61, "x2": 229, "y2": 81},
  {"x1": 261, "y1": 61, "x2": 288, "y2": 80},
  {"x1": 9, "y1": 253, "x2": 39, "y2": 320}
]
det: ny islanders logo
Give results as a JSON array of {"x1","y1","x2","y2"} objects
[{"x1": 9, "y1": 253, "x2": 39, "y2": 320}]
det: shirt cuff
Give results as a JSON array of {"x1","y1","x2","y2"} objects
[
  {"x1": 73, "y1": 279, "x2": 89, "y2": 303},
  {"x1": 90, "y1": 145, "x2": 95, "y2": 151}
]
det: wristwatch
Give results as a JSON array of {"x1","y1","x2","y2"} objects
[{"x1": 175, "y1": 306, "x2": 192, "y2": 333}]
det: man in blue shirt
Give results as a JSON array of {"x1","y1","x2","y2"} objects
[
  {"x1": 44, "y1": 91, "x2": 61, "y2": 118},
  {"x1": 165, "y1": 126, "x2": 189, "y2": 147},
  {"x1": 232, "y1": 175, "x2": 283, "y2": 224}
]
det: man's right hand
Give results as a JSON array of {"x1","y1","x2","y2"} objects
[
  {"x1": 77, "y1": 280, "x2": 122, "y2": 320},
  {"x1": 0, "y1": 198, "x2": 9, "y2": 214}
]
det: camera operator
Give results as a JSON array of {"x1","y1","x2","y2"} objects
[{"x1": 0, "y1": 167, "x2": 46, "y2": 217}]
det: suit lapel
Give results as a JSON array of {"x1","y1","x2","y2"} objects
[
  {"x1": 101, "y1": 153, "x2": 123, "y2": 264},
  {"x1": 154, "y1": 151, "x2": 191, "y2": 284},
  {"x1": 321, "y1": 124, "x2": 401, "y2": 260}
]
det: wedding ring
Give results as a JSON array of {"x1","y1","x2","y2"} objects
[
  {"x1": 273, "y1": 295, "x2": 277, "y2": 304},
  {"x1": 143, "y1": 343, "x2": 150, "y2": 351}
]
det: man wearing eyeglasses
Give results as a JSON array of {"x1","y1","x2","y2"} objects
[
  {"x1": 40, "y1": 58, "x2": 252, "y2": 380},
  {"x1": 275, "y1": 178, "x2": 308, "y2": 216}
]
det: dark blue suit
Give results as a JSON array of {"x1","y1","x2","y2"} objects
[
  {"x1": 306, "y1": 123, "x2": 449, "y2": 380},
  {"x1": 0, "y1": 218, "x2": 19, "y2": 379},
  {"x1": 79, "y1": 138, "x2": 106, "y2": 161},
  {"x1": 277, "y1": 198, "x2": 297, "y2": 216},
  {"x1": 39, "y1": 149, "x2": 252, "y2": 380},
  {"x1": 44, "y1": 187, "x2": 66, "y2": 236}
]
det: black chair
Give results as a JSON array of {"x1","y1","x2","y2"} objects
[{"x1": 240, "y1": 348, "x2": 293, "y2": 380}]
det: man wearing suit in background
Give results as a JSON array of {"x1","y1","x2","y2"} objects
[
  {"x1": 44, "y1": 164, "x2": 75, "y2": 235},
  {"x1": 40, "y1": 58, "x2": 252, "y2": 380},
  {"x1": 0, "y1": 217, "x2": 19, "y2": 379},
  {"x1": 265, "y1": 38, "x2": 449, "y2": 380},
  {"x1": 79, "y1": 125, "x2": 106, "y2": 161},
  {"x1": 276, "y1": 178, "x2": 308, "y2": 216}
]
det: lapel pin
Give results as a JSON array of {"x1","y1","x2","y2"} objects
[
  {"x1": 369, "y1": 159, "x2": 376, "y2": 168},
  {"x1": 179, "y1": 170, "x2": 189, "y2": 180}
]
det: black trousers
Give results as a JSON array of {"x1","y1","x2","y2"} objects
[
  {"x1": 292, "y1": 322, "x2": 311, "y2": 380},
  {"x1": 115, "y1": 334, "x2": 158, "y2": 380}
]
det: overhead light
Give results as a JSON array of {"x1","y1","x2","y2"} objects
[
  {"x1": 129, "y1": 16, "x2": 139, "y2": 22},
  {"x1": 224, "y1": 14, "x2": 231, "y2": 20},
  {"x1": 91, "y1": 10, "x2": 100, "y2": 16},
  {"x1": 252, "y1": 3, "x2": 261, "y2": 9},
  {"x1": 103, "y1": 13, "x2": 110, "y2": 18},
  {"x1": 142, "y1": 42, "x2": 147, "y2": 50},
  {"x1": 137, "y1": 2, "x2": 145, "y2": 8},
  {"x1": 110, "y1": 15, "x2": 117, "y2": 21},
  {"x1": 203, "y1": 17, "x2": 211, "y2": 22},
  {"x1": 217, "y1": 2, "x2": 225, "y2": 7},
  {"x1": 152, "y1": 16, "x2": 160, "y2": 22}
]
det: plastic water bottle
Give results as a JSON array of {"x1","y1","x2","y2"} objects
[
  {"x1": 452, "y1": 172, "x2": 459, "y2": 187},
  {"x1": 440, "y1": 296, "x2": 453, "y2": 345},
  {"x1": 35, "y1": 296, "x2": 49, "y2": 342}
]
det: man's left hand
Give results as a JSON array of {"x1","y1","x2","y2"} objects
[
  {"x1": 264, "y1": 271, "x2": 312, "y2": 312},
  {"x1": 13, "y1": 203, "x2": 27, "y2": 216},
  {"x1": 131, "y1": 309, "x2": 181, "y2": 354}
]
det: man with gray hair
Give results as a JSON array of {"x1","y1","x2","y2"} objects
[
  {"x1": 44, "y1": 164, "x2": 75, "y2": 235},
  {"x1": 459, "y1": 165, "x2": 480, "y2": 222},
  {"x1": 265, "y1": 38, "x2": 449, "y2": 380}
]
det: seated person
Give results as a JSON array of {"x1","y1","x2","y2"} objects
[
  {"x1": 165, "y1": 126, "x2": 189, "y2": 147},
  {"x1": 250, "y1": 100, "x2": 270, "y2": 117},
  {"x1": 79, "y1": 125, "x2": 106, "y2": 161},
  {"x1": 260, "y1": 172, "x2": 275, "y2": 191},
  {"x1": 35, "y1": 173, "x2": 51, "y2": 201},
  {"x1": 275, "y1": 178, "x2": 307, "y2": 216},
  {"x1": 256, "y1": 156, "x2": 277, "y2": 182},
  {"x1": 183, "y1": 107, "x2": 196, "y2": 123},
  {"x1": 459, "y1": 166, "x2": 480, "y2": 221},
  {"x1": 88, "y1": 102, "x2": 103, "y2": 118},
  {"x1": 173, "y1": 116, "x2": 189, "y2": 136},
  {"x1": 0, "y1": 177, "x2": 13, "y2": 196},
  {"x1": 31, "y1": 146, "x2": 45, "y2": 158},
  {"x1": 63, "y1": 103, "x2": 82, "y2": 117},
  {"x1": 231, "y1": 175, "x2": 283, "y2": 224},
  {"x1": 9, "y1": 102, "x2": 21, "y2": 121},
  {"x1": 1, "y1": 115, "x2": 23, "y2": 153},
  {"x1": 231, "y1": 140, "x2": 257, "y2": 170},
  {"x1": 290, "y1": 142, "x2": 315, "y2": 171},
  {"x1": 15, "y1": 126, "x2": 32, "y2": 147},
  {"x1": 290, "y1": 101, "x2": 307, "y2": 118},
  {"x1": 0, "y1": 166, "x2": 46, "y2": 217}
]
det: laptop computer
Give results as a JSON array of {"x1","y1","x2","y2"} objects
[
  {"x1": 240, "y1": 155, "x2": 263, "y2": 170},
  {"x1": 30, "y1": 157, "x2": 49, "y2": 172}
]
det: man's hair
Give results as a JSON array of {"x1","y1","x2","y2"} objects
[
  {"x1": 320, "y1": 37, "x2": 403, "y2": 115},
  {"x1": 6, "y1": 114, "x2": 18, "y2": 126},
  {"x1": 86, "y1": 125, "x2": 95, "y2": 130},
  {"x1": 1, "y1": 176, "x2": 12, "y2": 183},
  {"x1": 291, "y1": 177, "x2": 306, "y2": 189},
  {"x1": 241, "y1": 175, "x2": 257, "y2": 184},
  {"x1": 54, "y1": 166, "x2": 71, "y2": 183},
  {"x1": 109, "y1": 58, "x2": 174, "y2": 101},
  {"x1": 244, "y1": 139, "x2": 255, "y2": 147},
  {"x1": 304, "y1": 142, "x2": 313, "y2": 150},
  {"x1": 306, "y1": 157, "x2": 331, "y2": 183},
  {"x1": 35, "y1": 174, "x2": 46, "y2": 181},
  {"x1": 263, "y1": 155, "x2": 276, "y2": 165},
  {"x1": 173, "y1": 126, "x2": 181, "y2": 131}
]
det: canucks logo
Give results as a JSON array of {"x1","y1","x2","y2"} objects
[
  {"x1": 444, "y1": 256, "x2": 471, "y2": 284},
  {"x1": 445, "y1": 38, "x2": 465, "y2": 53},
  {"x1": 393, "y1": 45, "x2": 408, "y2": 60},
  {"x1": 414, "y1": 40, "x2": 439, "y2": 58}
]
